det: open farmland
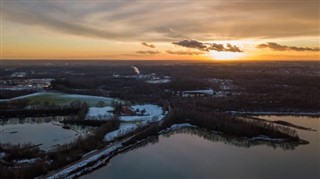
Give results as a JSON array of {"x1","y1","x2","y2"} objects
[{"x1": 0, "y1": 92, "x2": 121, "y2": 107}]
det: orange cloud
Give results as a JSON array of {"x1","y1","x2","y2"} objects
[
  {"x1": 166, "y1": 50, "x2": 204, "y2": 55},
  {"x1": 257, "y1": 42, "x2": 320, "y2": 52},
  {"x1": 173, "y1": 39, "x2": 243, "y2": 52},
  {"x1": 142, "y1": 42, "x2": 155, "y2": 48},
  {"x1": 136, "y1": 50, "x2": 161, "y2": 55}
]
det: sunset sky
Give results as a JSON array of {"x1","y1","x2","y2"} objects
[{"x1": 1, "y1": 0, "x2": 319, "y2": 61}]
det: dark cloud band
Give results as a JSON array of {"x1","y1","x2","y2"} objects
[
  {"x1": 166, "y1": 50, "x2": 204, "y2": 55},
  {"x1": 136, "y1": 50, "x2": 160, "y2": 55},
  {"x1": 173, "y1": 39, "x2": 243, "y2": 52},
  {"x1": 142, "y1": 42, "x2": 155, "y2": 48},
  {"x1": 257, "y1": 42, "x2": 320, "y2": 52}
]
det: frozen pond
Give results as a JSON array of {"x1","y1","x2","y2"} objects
[
  {"x1": 82, "y1": 116, "x2": 319, "y2": 179},
  {"x1": 0, "y1": 116, "x2": 94, "y2": 151}
]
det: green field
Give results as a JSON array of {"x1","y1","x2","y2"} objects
[{"x1": 5, "y1": 92, "x2": 120, "y2": 107}]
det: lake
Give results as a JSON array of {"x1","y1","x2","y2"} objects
[
  {"x1": 0, "y1": 116, "x2": 94, "y2": 151},
  {"x1": 82, "y1": 116, "x2": 319, "y2": 179}
]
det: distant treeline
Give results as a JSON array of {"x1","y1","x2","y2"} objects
[
  {"x1": 49, "y1": 62, "x2": 320, "y2": 111},
  {"x1": 0, "y1": 100, "x2": 89, "y2": 118},
  {"x1": 162, "y1": 100, "x2": 300, "y2": 142}
]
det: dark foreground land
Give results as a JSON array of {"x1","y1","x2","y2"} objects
[
  {"x1": 0, "y1": 60, "x2": 319, "y2": 178},
  {"x1": 2, "y1": 60, "x2": 320, "y2": 109}
]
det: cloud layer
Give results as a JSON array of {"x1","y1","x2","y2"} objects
[
  {"x1": 257, "y1": 42, "x2": 320, "y2": 52},
  {"x1": 136, "y1": 50, "x2": 160, "y2": 55},
  {"x1": 173, "y1": 40, "x2": 243, "y2": 52},
  {"x1": 3, "y1": 1, "x2": 319, "y2": 41},
  {"x1": 3, "y1": 1, "x2": 319, "y2": 60},
  {"x1": 166, "y1": 50, "x2": 204, "y2": 55},
  {"x1": 142, "y1": 42, "x2": 155, "y2": 48}
]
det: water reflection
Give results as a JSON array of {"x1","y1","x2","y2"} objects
[
  {"x1": 82, "y1": 116, "x2": 319, "y2": 179},
  {"x1": 121, "y1": 126, "x2": 298, "y2": 156},
  {"x1": 0, "y1": 116, "x2": 94, "y2": 150},
  {"x1": 164, "y1": 128, "x2": 299, "y2": 150}
]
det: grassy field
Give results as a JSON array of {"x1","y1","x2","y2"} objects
[{"x1": 7, "y1": 92, "x2": 120, "y2": 107}]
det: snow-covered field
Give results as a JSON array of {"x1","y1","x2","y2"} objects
[
  {"x1": 120, "y1": 104, "x2": 166, "y2": 122},
  {"x1": 104, "y1": 123, "x2": 139, "y2": 142},
  {"x1": 103, "y1": 104, "x2": 166, "y2": 141},
  {"x1": 86, "y1": 104, "x2": 166, "y2": 122},
  {"x1": 46, "y1": 103, "x2": 168, "y2": 178},
  {"x1": 146, "y1": 79, "x2": 171, "y2": 84},
  {"x1": 86, "y1": 104, "x2": 166, "y2": 141},
  {"x1": 86, "y1": 107, "x2": 114, "y2": 120}
]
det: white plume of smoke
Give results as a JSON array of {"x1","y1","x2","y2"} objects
[{"x1": 131, "y1": 66, "x2": 140, "y2": 74}]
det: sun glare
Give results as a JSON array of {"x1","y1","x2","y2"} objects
[{"x1": 210, "y1": 51, "x2": 245, "y2": 60}]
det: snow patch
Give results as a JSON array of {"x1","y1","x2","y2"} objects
[
  {"x1": 82, "y1": 150, "x2": 98, "y2": 158},
  {"x1": 250, "y1": 135, "x2": 286, "y2": 142},
  {"x1": 104, "y1": 123, "x2": 139, "y2": 142},
  {"x1": 86, "y1": 107, "x2": 114, "y2": 120},
  {"x1": 120, "y1": 104, "x2": 165, "y2": 122},
  {"x1": 104, "y1": 104, "x2": 166, "y2": 141},
  {"x1": 0, "y1": 152, "x2": 6, "y2": 159},
  {"x1": 160, "y1": 123, "x2": 197, "y2": 133},
  {"x1": 14, "y1": 158, "x2": 40, "y2": 164},
  {"x1": 146, "y1": 79, "x2": 171, "y2": 84},
  {"x1": 47, "y1": 144, "x2": 122, "y2": 179}
]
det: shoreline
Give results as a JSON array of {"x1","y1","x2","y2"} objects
[
  {"x1": 42, "y1": 120, "x2": 309, "y2": 179},
  {"x1": 228, "y1": 111, "x2": 320, "y2": 117}
]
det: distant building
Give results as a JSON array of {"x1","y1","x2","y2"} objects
[
  {"x1": 0, "y1": 78, "x2": 53, "y2": 90},
  {"x1": 179, "y1": 89, "x2": 215, "y2": 97},
  {"x1": 112, "y1": 72, "x2": 171, "y2": 84},
  {"x1": 11, "y1": 72, "x2": 26, "y2": 78},
  {"x1": 121, "y1": 106, "x2": 136, "y2": 116}
]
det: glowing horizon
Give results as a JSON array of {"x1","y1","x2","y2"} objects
[{"x1": 1, "y1": 1, "x2": 319, "y2": 61}]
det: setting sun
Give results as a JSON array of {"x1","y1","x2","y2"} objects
[
  {"x1": 2, "y1": 1, "x2": 318, "y2": 60},
  {"x1": 210, "y1": 51, "x2": 246, "y2": 60}
]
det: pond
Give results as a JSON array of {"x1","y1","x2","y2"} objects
[
  {"x1": 82, "y1": 116, "x2": 319, "y2": 179},
  {"x1": 0, "y1": 116, "x2": 94, "y2": 151}
]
